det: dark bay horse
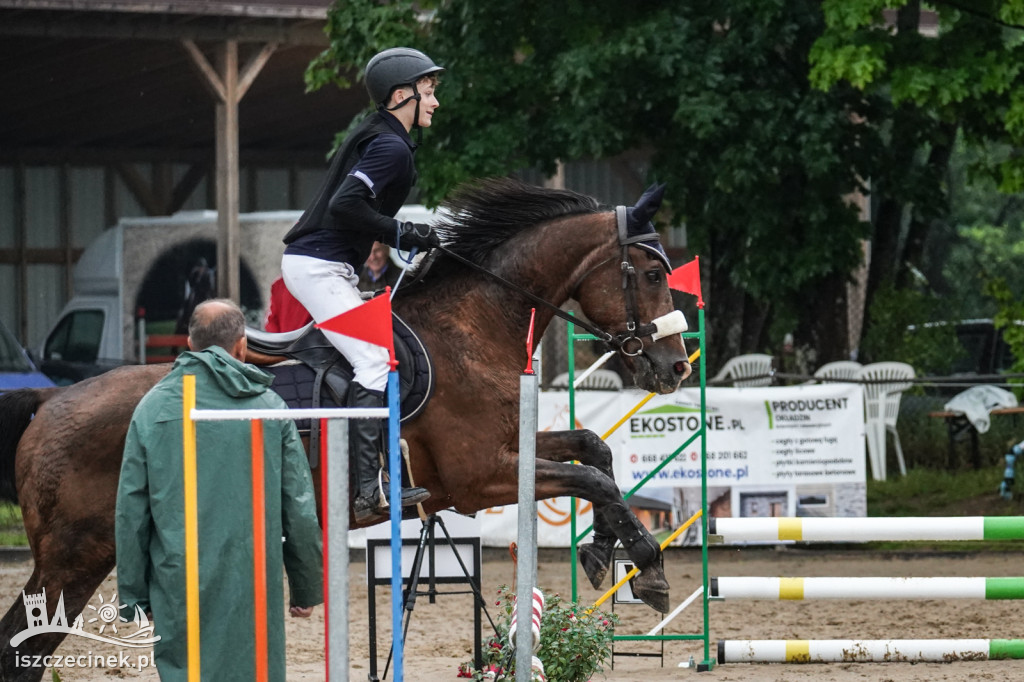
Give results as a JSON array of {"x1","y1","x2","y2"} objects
[{"x1": 0, "y1": 178, "x2": 691, "y2": 680}]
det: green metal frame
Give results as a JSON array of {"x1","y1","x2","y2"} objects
[{"x1": 565, "y1": 308, "x2": 713, "y2": 669}]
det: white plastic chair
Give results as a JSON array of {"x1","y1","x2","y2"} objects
[
  {"x1": 711, "y1": 354, "x2": 773, "y2": 387},
  {"x1": 856, "y1": 362, "x2": 914, "y2": 481},
  {"x1": 813, "y1": 360, "x2": 862, "y2": 383},
  {"x1": 549, "y1": 369, "x2": 623, "y2": 391}
]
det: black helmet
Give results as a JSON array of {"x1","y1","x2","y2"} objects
[{"x1": 365, "y1": 47, "x2": 444, "y2": 105}]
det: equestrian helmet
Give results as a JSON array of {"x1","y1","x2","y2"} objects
[{"x1": 365, "y1": 48, "x2": 444, "y2": 105}]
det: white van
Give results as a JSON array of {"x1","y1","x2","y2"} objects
[{"x1": 38, "y1": 206, "x2": 436, "y2": 384}]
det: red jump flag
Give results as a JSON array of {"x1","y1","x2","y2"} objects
[
  {"x1": 667, "y1": 256, "x2": 704, "y2": 308},
  {"x1": 316, "y1": 288, "x2": 396, "y2": 366}
]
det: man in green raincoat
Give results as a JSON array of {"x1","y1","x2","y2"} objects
[{"x1": 116, "y1": 299, "x2": 323, "y2": 681}]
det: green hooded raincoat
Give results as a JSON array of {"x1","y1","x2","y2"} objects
[{"x1": 115, "y1": 346, "x2": 322, "y2": 682}]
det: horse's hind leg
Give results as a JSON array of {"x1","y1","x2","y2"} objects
[
  {"x1": 0, "y1": 563, "x2": 110, "y2": 682},
  {"x1": 0, "y1": 510, "x2": 116, "y2": 680},
  {"x1": 535, "y1": 431, "x2": 668, "y2": 613}
]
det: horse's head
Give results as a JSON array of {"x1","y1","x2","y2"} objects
[
  {"x1": 573, "y1": 185, "x2": 692, "y2": 393},
  {"x1": 422, "y1": 177, "x2": 692, "y2": 392}
]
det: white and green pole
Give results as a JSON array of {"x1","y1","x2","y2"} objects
[
  {"x1": 712, "y1": 576, "x2": 1024, "y2": 600},
  {"x1": 719, "y1": 638, "x2": 1024, "y2": 664},
  {"x1": 710, "y1": 516, "x2": 1024, "y2": 543}
]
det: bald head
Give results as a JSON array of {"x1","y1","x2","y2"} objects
[{"x1": 187, "y1": 299, "x2": 247, "y2": 359}]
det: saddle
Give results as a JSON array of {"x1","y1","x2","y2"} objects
[{"x1": 245, "y1": 313, "x2": 435, "y2": 467}]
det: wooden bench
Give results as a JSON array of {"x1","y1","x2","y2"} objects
[{"x1": 928, "y1": 405, "x2": 1024, "y2": 469}]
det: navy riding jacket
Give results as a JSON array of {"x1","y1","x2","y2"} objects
[{"x1": 283, "y1": 111, "x2": 417, "y2": 269}]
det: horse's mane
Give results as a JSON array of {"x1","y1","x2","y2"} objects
[{"x1": 433, "y1": 177, "x2": 601, "y2": 265}]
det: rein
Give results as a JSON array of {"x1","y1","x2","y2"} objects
[
  {"x1": 435, "y1": 244, "x2": 617, "y2": 347},
  {"x1": 433, "y1": 206, "x2": 668, "y2": 355}
]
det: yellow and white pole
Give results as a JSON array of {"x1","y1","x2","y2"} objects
[{"x1": 182, "y1": 375, "x2": 201, "y2": 682}]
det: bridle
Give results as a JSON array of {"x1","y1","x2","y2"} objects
[
  {"x1": 429, "y1": 206, "x2": 684, "y2": 357},
  {"x1": 612, "y1": 205, "x2": 665, "y2": 356}
]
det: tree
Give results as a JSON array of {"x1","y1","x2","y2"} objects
[
  {"x1": 307, "y1": 1, "x2": 894, "y2": 369},
  {"x1": 943, "y1": 138, "x2": 1024, "y2": 317},
  {"x1": 810, "y1": 0, "x2": 1024, "y2": 359}
]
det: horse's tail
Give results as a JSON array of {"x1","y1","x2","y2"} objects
[{"x1": 0, "y1": 388, "x2": 56, "y2": 504}]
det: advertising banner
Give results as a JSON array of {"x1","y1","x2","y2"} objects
[
  {"x1": 617, "y1": 385, "x2": 866, "y2": 488},
  {"x1": 478, "y1": 384, "x2": 866, "y2": 547}
]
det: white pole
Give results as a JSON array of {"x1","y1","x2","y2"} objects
[
  {"x1": 326, "y1": 419, "x2": 348, "y2": 681},
  {"x1": 711, "y1": 576, "x2": 1024, "y2": 600},
  {"x1": 572, "y1": 351, "x2": 615, "y2": 389},
  {"x1": 191, "y1": 407, "x2": 387, "y2": 421},
  {"x1": 647, "y1": 586, "x2": 704, "y2": 636},
  {"x1": 719, "y1": 638, "x2": 1023, "y2": 664},
  {"x1": 515, "y1": 371, "x2": 539, "y2": 682},
  {"x1": 709, "y1": 516, "x2": 1024, "y2": 543}
]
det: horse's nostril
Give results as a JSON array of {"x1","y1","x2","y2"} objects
[{"x1": 674, "y1": 361, "x2": 689, "y2": 375}]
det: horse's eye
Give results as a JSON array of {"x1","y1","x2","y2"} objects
[{"x1": 645, "y1": 270, "x2": 662, "y2": 284}]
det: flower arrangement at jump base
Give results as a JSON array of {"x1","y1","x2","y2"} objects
[{"x1": 458, "y1": 586, "x2": 619, "y2": 682}]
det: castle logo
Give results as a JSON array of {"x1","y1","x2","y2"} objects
[{"x1": 11, "y1": 588, "x2": 160, "y2": 648}]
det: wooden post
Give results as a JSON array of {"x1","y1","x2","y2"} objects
[
  {"x1": 182, "y1": 39, "x2": 277, "y2": 303},
  {"x1": 215, "y1": 40, "x2": 240, "y2": 301}
]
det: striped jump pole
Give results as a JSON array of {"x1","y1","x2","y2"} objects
[
  {"x1": 182, "y1": 376, "x2": 201, "y2": 682},
  {"x1": 711, "y1": 576, "x2": 1024, "y2": 600},
  {"x1": 709, "y1": 516, "x2": 1024, "y2": 543},
  {"x1": 250, "y1": 419, "x2": 269, "y2": 682},
  {"x1": 718, "y1": 639, "x2": 1024, "y2": 664},
  {"x1": 186, "y1": 398, "x2": 387, "y2": 682},
  {"x1": 387, "y1": 366, "x2": 404, "y2": 682}
]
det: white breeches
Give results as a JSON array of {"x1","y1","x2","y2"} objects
[{"x1": 280, "y1": 254, "x2": 389, "y2": 391}]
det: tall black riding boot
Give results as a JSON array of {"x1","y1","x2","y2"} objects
[{"x1": 349, "y1": 382, "x2": 430, "y2": 523}]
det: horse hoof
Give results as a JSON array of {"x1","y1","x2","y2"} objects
[
  {"x1": 629, "y1": 567, "x2": 670, "y2": 613},
  {"x1": 577, "y1": 543, "x2": 611, "y2": 589}
]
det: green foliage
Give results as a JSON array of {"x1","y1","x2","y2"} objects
[
  {"x1": 859, "y1": 281, "x2": 965, "y2": 372},
  {"x1": 460, "y1": 587, "x2": 618, "y2": 682},
  {"x1": 865, "y1": 467, "x2": 1024, "y2": 551},
  {"x1": 940, "y1": 138, "x2": 1024, "y2": 315},
  {"x1": 867, "y1": 467, "x2": 1002, "y2": 516},
  {"x1": 812, "y1": 0, "x2": 1024, "y2": 192},
  {"x1": 986, "y1": 277, "x2": 1024, "y2": 384},
  {"x1": 0, "y1": 502, "x2": 26, "y2": 547},
  {"x1": 304, "y1": 0, "x2": 425, "y2": 94},
  {"x1": 808, "y1": 33, "x2": 890, "y2": 89}
]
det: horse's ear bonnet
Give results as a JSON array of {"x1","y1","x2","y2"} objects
[{"x1": 625, "y1": 183, "x2": 671, "y2": 271}]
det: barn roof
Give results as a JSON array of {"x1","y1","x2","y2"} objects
[
  {"x1": 0, "y1": 0, "x2": 362, "y2": 162},
  {"x1": 0, "y1": 0, "x2": 329, "y2": 20}
]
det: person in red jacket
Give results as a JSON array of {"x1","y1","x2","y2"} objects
[{"x1": 264, "y1": 276, "x2": 312, "y2": 333}]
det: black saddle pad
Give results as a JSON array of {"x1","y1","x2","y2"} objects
[{"x1": 251, "y1": 314, "x2": 434, "y2": 426}]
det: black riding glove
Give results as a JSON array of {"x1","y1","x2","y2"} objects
[{"x1": 397, "y1": 221, "x2": 440, "y2": 250}]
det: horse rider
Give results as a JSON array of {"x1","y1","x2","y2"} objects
[{"x1": 280, "y1": 47, "x2": 443, "y2": 522}]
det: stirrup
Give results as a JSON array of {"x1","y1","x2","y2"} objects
[{"x1": 357, "y1": 469, "x2": 430, "y2": 513}]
